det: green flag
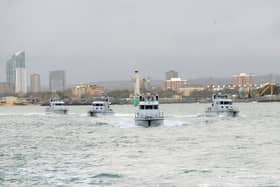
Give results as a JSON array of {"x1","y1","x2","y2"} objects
[{"x1": 134, "y1": 96, "x2": 139, "y2": 107}]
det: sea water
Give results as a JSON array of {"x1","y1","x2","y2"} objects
[{"x1": 0, "y1": 103, "x2": 280, "y2": 186}]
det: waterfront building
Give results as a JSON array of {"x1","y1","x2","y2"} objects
[
  {"x1": 0, "y1": 82, "x2": 14, "y2": 95},
  {"x1": 0, "y1": 96, "x2": 17, "y2": 106},
  {"x1": 165, "y1": 77, "x2": 187, "y2": 91},
  {"x1": 6, "y1": 51, "x2": 25, "y2": 86},
  {"x1": 15, "y1": 68, "x2": 27, "y2": 94},
  {"x1": 49, "y1": 70, "x2": 66, "y2": 93},
  {"x1": 165, "y1": 70, "x2": 178, "y2": 80},
  {"x1": 72, "y1": 84, "x2": 104, "y2": 98},
  {"x1": 177, "y1": 87, "x2": 205, "y2": 97},
  {"x1": 31, "y1": 74, "x2": 41, "y2": 93},
  {"x1": 233, "y1": 73, "x2": 254, "y2": 87}
]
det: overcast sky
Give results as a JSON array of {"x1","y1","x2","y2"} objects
[{"x1": 1, "y1": 0, "x2": 280, "y2": 85}]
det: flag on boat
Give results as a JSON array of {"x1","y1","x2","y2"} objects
[{"x1": 134, "y1": 96, "x2": 139, "y2": 107}]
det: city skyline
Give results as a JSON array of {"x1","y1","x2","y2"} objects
[
  {"x1": 2, "y1": 50, "x2": 280, "y2": 88},
  {"x1": 2, "y1": 50, "x2": 280, "y2": 91},
  {"x1": 1, "y1": 1, "x2": 280, "y2": 85}
]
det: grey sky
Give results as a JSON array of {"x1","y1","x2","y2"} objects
[{"x1": 1, "y1": 0, "x2": 280, "y2": 85}]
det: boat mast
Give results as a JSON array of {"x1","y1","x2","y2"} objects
[{"x1": 134, "y1": 70, "x2": 141, "y2": 106}]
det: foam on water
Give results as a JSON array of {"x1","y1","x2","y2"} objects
[
  {"x1": 162, "y1": 119, "x2": 191, "y2": 127},
  {"x1": 114, "y1": 113, "x2": 133, "y2": 117},
  {"x1": 79, "y1": 113, "x2": 89, "y2": 117},
  {"x1": 169, "y1": 114, "x2": 202, "y2": 118},
  {"x1": 23, "y1": 112, "x2": 47, "y2": 116}
]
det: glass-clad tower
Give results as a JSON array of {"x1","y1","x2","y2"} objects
[{"x1": 6, "y1": 51, "x2": 26, "y2": 86}]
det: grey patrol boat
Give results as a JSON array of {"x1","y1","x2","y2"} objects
[
  {"x1": 46, "y1": 100, "x2": 68, "y2": 114},
  {"x1": 206, "y1": 94, "x2": 239, "y2": 117},
  {"x1": 133, "y1": 70, "x2": 164, "y2": 127},
  {"x1": 135, "y1": 94, "x2": 164, "y2": 127},
  {"x1": 88, "y1": 98, "x2": 114, "y2": 117}
]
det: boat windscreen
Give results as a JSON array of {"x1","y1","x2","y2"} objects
[
  {"x1": 54, "y1": 103, "x2": 64, "y2": 106},
  {"x1": 145, "y1": 105, "x2": 153, "y2": 110},
  {"x1": 93, "y1": 103, "x2": 104, "y2": 106},
  {"x1": 140, "y1": 105, "x2": 159, "y2": 110},
  {"x1": 220, "y1": 101, "x2": 232, "y2": 105}
]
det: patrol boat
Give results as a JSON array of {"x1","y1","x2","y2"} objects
[
  {"x1": 88, "y1": 99, "x2": 114, "y2": 117},
  {"x1": 133, "y1": 70, "x2": 164, "y2": 127},
  {"x1": 206, "y1": 94, "x2": 239, "y2": 117},
  {"x1": 135, "y1": 94, "x2": 164, "y2": 127},
  {"x1": 46, "y1": 100, "x2": 68, "y2": 114}
]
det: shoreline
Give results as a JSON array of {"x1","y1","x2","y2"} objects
[{"x1": 1, "y1": 99, "x2": 280, "y2": 107}]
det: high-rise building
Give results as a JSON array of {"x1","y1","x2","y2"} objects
[
  {"x1": 49, "y1": 70, "x2": 66, "y2": 93},
  {"x1": 233, "y1": 73, "x2": 254, "y2": 87},
  {"x1": 15, "y1": 68, "x2": 27, "y2": 94},
  {"x1": 165, "y1": 70, "x2": 178, "y2": 80},
  {"x1": 31, "y1": 74, "x2": 41, "y2": 93},
  {"x1": 6, "y1": 51, "x2": 25, "y2": 86},
  {"x1": 14, "y1": 51, "x2": 25, "y2": 68},
  {"x1": 6, "y1": 58, "x2": 16, "y2": 86}
]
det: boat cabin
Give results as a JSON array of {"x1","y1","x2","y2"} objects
[
  {"x1": 138, "y1": 95, "x2": 159, "y2": 110},
  {"x1": 91, "y1": 101, "x2": 112, "y2": 112},
  {"x1": 47, "y1": 100, "x2": 68, "y2": 114},
  {"x1": 210, "y1": 94, "x2": 234, "y2": 110},
  {"x1": 136, "y1": 94, "x2": 163, "y2": 119}
]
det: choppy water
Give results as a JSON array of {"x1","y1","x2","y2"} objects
[{"x1": 0, "y1": 103, "x2": 280, "y2": 187}]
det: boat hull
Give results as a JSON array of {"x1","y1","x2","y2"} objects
[
  {"x1": 135, "y1": 117, "x2": 164, "y2": 127},
  {"x1": 46, "y1": 109, "x2": 68, "y2": 114},
  {"x1": 205, "y1": 110, "x2": 239, "y2": 117},
  {"x1": 88, "y1": 111, "x2": 114, "y2": 117}
]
